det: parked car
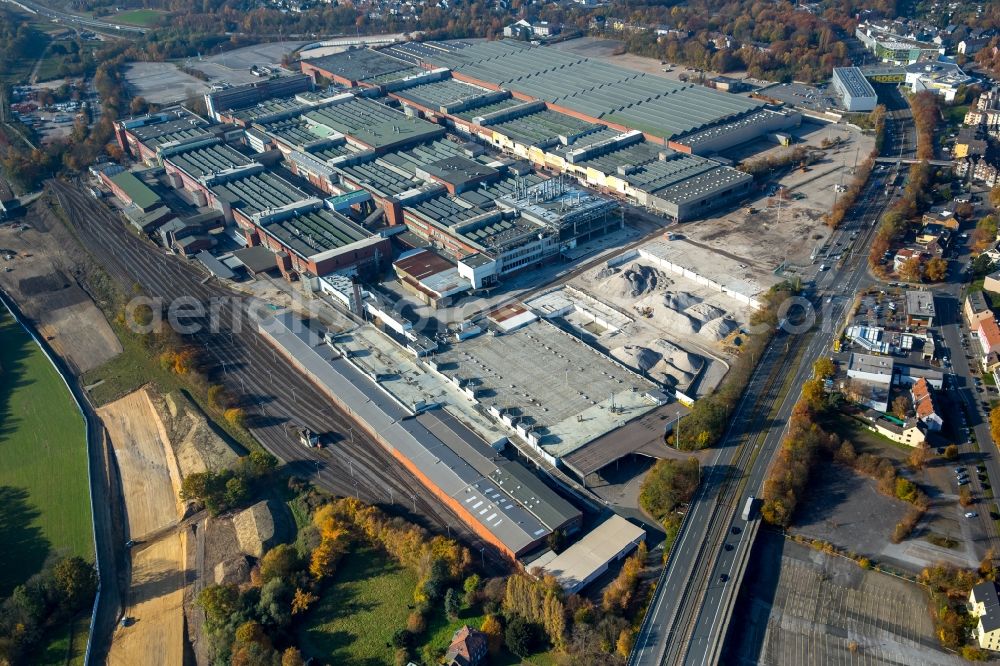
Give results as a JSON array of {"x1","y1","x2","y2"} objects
[{"x1": 966, "y1": 512, "x2": 979, "y2": 518}]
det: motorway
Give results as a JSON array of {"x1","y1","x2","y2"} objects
[
  {"x1": 44, "y1": 180, "x2": 506, "y2": 659},
  {"x1": 630, "y1": 99, "x2": 915, "y2": 666},
  {"x1": 0, "y1": 0, "x2": 148, "y2": 34}
]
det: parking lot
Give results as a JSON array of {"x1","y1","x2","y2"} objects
[
  {"x1": 758, "y1": 81, "x2": 843, "y2": 114},
  {"x1": 725, "y1": 531, "x2": 965, "y2": 666}
]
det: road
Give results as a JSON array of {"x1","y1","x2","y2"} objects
[
  {"x1": 44, "y1": 180, "x2": 508, "y2": 661},
  {"x1": 926, "y1": 235, "x2": 1000, "y2": 559},
  {"x1": 1, "y1": 0, "x2": 147, "y2": 34},
  {"x1": 630, "y1": 106, "x2": 913, "y2": 666}
]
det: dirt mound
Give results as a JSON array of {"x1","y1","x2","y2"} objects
[
  {"x1": 700, "y1": 317, "x2": 739, "y2": 342},
  {"x1": 214, "y1": 555, "x2": 251, "y2": 586},
  {"x1": 662, "y1": 291, "x2": 702, "y2": 311},
  {"x1": 151, "y1": 391, "x2": 240, "y2": 480},
  {"x1": 656, "y1": 306, "x2": 702, "y2": 337},
  {"x1": 611, "y1": 342, "x2": 702, "y2": 389},
  {"x1": 685, "y1": 302, "x2": 727, "y2": 323},
  {"x1": 611, "y1": 345, "x2": 662, "y2": 373},
  {"x1": 652, "y1": 339, "x2": 704, "y2": 375},
  {"x1": 597, "y1": 263, "x2": 670, "y2": 299},
  {"x1": 233, "y1": 500, "x2": 276, "y2": 558}
]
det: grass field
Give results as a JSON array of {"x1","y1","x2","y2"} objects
[
  {"x1": 0, "y1": 310, "x2": 93, "y2": 594},
  {"x1": 111, "y1": 9, "x2": 166, "y2": 26},
  {"x1": 35, "y1": 613, "x2": 88, "y2": 666},
  {"x1": 299, "y1": 545, "x2": 417, "y2": 665}
]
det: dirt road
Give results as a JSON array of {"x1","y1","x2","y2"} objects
[
  {"x1": 99, "y1": 387, "x2": 187, "y2": 665},
  {"x1": 98, "y1": 389, "x2": 182, "y2": 537}
]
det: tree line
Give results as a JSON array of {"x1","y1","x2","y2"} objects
[
  {"x1": 761, "y1": 359, "x2": 929, "y2": 529},
  {"x1": 0, "y1": 556, "x2": 97, "y2": 665}
]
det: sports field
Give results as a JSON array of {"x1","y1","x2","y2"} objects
[
  {"x1": 111, "y1": 9, "x2": 166, "y2": 26},
  {"x1": 0, "y1": 309, "x2": 93, "y2": 594}
]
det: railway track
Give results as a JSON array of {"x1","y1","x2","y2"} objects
[
  {"x1": 46, "y1": 179, "x2": 504, "y2": 565},
  {"x1": 659, "y1": 330, "x2": 807, "y2": 664}
]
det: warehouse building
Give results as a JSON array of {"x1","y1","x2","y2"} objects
[
  {"x1": 382, "y1": 39, "x2": 795, "y2": 151},
  {"x1": 100, "y1": 170, "x2": 162, "y2": 212},
  {"x1": 300, "y1": 48, "x2": 424, "y2": 88},
  {"x1": 244, "y1": 207, "x2": 390, "y2": 278},
  {"x1": 303, "y1": 96, "x2": 445, "y2": 154},
  {"x1": 534, "y1": 515, "x2": 645, "y2": 593},
  {"x1": 204, "y1": 73, "x2": 314, "y2": 122},
  {"x1": 258, "y1": 312, "x2": 582, "y2": 559},
  {"x1": 832, "y1": 67, "x2": 878, "y2": 112},
  {"x1": 208, "y1": 168, "x2": 322, "y2": 227},
  {"x1": 162, "y1": 139, "x2": 262, "y2": 198},
  {"x1": 382, "y1": 70, "x2": 762, "y2": 220}
]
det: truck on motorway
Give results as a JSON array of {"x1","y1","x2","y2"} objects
[{"x1": 742, "y1": 496, "x2": 757, "y2": 521}]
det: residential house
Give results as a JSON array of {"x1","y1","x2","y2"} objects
[
  {"x1": 970, "y1": 581, "x2": 1000, "y2": 651},
  {"x1": 965, "y1": 291, "x2": 993, "y2": 331},
  {"x1": 921, "y1": 209, "x2": 959, "y2": 230},
  {"x1": 894, "y1": 247, "x2": 926, "y2": 272},
  {"x1": 955, "y1": 128, "x2": 988, "y2": 159},
  {"x1": 864, "y1": 410, "x2": 925, "y2": 447},
  {"x1": 983, "y1": 244, "x2": 1000, "y2": 266},
  {"x1": 985, "y1": 270, "x2": 1000, "y2": 294},
  {"x1": 910, "y1": 377, "x2": 942, "y2": 431},
  {"x1": 444, "y1": 626, "x2": 489, "y2": 666},
  {"x1": 973, "y1": 160, "x2": 1000, "y2": 187},
  {"x1": 978, "y1": 315, "x2": 1000, "y2": 356}
]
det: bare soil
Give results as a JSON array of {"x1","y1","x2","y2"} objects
[
  {"x1": 99, "y1": 387, "x2": 187, "y2": 666},
  {"x1": 0, "y1": 201, "x2": 122, "y2": 374}
]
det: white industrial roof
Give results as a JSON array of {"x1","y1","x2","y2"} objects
[{"x1": 539, "y1": 515, "x2": 645, "y2": 593}]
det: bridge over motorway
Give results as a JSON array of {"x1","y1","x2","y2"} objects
[{"x1": 874, "y1": 156, "x2": 955, "y2": 167}]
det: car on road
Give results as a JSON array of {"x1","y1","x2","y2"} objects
[
  {"x1": 724, "y1": 543, "x2": 734, "y2": 552},
  {"x1": 731, "y1": 526, "x2": 741, "y2": 535},
  {"x1": 966, "y1": 512, "x2": 979, "y2": 518},
  {"x1": 719, "y1": 573, "x2": 729, "y2": 582}
]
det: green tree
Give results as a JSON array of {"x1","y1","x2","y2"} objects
[
  {"x1": 463, "y1": 574, "x2": 481, "y2": 606},
  {"x1": 224, "y1": 475, "x2": 250, "y2": 507},
  {"x1": 53, "y1": 556, "x2": 97, "y2": 609},
  {"x1": 445, "y1": 588, "x2": 461, "y2": 620},
  {"x1": 197, "y1": 584, "x2": 240, "y2": 628},
  {"x1": 504, "y1": 616, "x2": 537, "y2": 657},
  {"x1": 260, "y1": 544, "x2": 301, "y2": 585},
  {"x1": 639, "y1": 457, "x2": 700, "y2": 525}
]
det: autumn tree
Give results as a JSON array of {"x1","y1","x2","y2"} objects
[
  {"x1": 892, "y1": 395, "x2": 911, "y2": 420},
  {"x1": 259, "y1": 544, "x2": 301, "y2": 585},
  {"x1": 899, "y1": 257, "x2": 924, "y2": 283},
  {"x1": 281, "y1": 647, "x2": 305, "y2": 666},
  {"x1": 481, "y1": 615, "x2": 503, "y2": 655},
  {"x1": 638, "y1": 457, "x2": 700, "y2": 525},
  {"x1": 908, "y1": 444, "x2": 930, "y2": 471},
  {"x1": 291, "y1": 588, "x2": 317, "y2": 615},
  {"x1": 813, "y1": 357, "x2": 835, "y2": 379},
  {"x1": 924, "y1": 257, "x2": 948, "y2": 282}
]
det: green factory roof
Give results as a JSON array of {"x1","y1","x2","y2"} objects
[{"x1": 109, "y1": 171, "x2": 161, "y2": 210}]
